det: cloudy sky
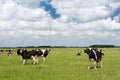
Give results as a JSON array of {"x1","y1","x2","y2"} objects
[{"x1": 0, "y1": 0, "x2": 120, "y2": 47}]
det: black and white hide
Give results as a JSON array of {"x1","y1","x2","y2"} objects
[
  {"x1": 84, "y1": 48, "x2": 103, "y2": 69},
  {"x1": 41, "y1": 49, "x2": 51, "y2": 62},
  {"x1": 17, "y1": 48, "x2": 43, "y2": 65},
  {"x1": 7, "y1": 49, "x2": 14, "y2": 56},
  {"x1": 0, "y1": 49, "x2": 4, "y2": 55}
]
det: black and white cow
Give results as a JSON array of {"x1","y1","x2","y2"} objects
[
  {"x1": 41, "y1": 49, "x2": 51, "y2": 62},
  {"x1": 0, "y1": 49, "x2": 4, "y2": 55},
  {"x1": 30, "y1": 48, "x2": 51, "y2": 63},
  {"x1": 76, "y1": 51, "x2": 81, "y2": 56},
  {"x1": 7, "y1": 49, "x2": 14, "y2": 56},
  {"x1": 17, "y1": 48, "x2": 51, "y2": 65},
  {"x1": 17, "y1": 49, "x2": 37, "y2": 65},
  {"x1": 84, "y1": 48, "x2": 104, "y2": 69}
]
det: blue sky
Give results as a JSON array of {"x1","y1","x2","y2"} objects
[
  {"x1": 40, "y1": 0, "x2": 60, "y2": 19},
  {"x1": 0, "y1": 0, "x2": 120, "y2": 47}
]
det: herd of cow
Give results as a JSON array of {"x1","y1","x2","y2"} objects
[
  {"x1": 0, "y1": 48, "x2": 51, "y2": 65},
  {"x1": 0, "y1": 49, "x2": 14, "y2": 56},
  {"x1": 0, "y1": 48, "x2": 104, "y2": 69}
]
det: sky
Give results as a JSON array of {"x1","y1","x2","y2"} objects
[{"x1": 0, "y1": 0, "x2": 120, "y2": 47}]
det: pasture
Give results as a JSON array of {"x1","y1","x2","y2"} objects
[{"x1": 0, "y1": 48, "x2": 120, "y2": 80}]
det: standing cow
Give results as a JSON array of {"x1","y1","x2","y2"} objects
[
  {"x1": 7, "y1": 49, "x2": 14, "y2": 56},
  {"x1": 0, "y1": 49, "x2": 4, "y2": 55},
  {"x1": 41, "y1": 49, "x2": 51, "y2": 62},
  {"x1": 84, "y1": 48, "x2": 104, "y2": 69},
  {"x1": 17, "y1": 48, "x2": 51, "y2": 65},
  {"x1": 17, "y1": 48, "x2": 41, "y2": 65}
]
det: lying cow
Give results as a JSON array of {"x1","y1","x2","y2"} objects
[
  {"x1": 76, "y1": 51, "x2": 81, "y2": 56},
  {"x1": 84, "y1": 48, "x2": 104, "y2": 69}
]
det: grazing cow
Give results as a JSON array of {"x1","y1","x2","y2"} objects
[
  {"x1": 0, "y1": 49, "x2": 4, "y2": 55},
  {"x1": 76, "y1": 51, "x2": 81, "y2": 56},
  {"x1": 84, "y1": 48, "x2": 103, "y2": 69}
]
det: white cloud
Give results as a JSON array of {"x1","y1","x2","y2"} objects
[
  {"x1": 0, "y1": 0, "x2": 17, "y2": 20},
  {"x1": 0, "y1": 0, "x2": 120, "y2": 47},
  {"x1": 17, "y1": 7, "x2": 48, "y2": 21},
  {"x1": 52, "y1": 0, "x2": 120, "y2": 22}
]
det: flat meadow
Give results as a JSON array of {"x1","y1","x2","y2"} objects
[{"x1": 0, "y1": 48, "x2": 120, "y2": 80}]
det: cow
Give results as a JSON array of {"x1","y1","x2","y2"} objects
[
  {"x1": 41, "y1": 49, "x2": 51, "y2": 62},
  {"x1": 76, "y1": 51, "x2": 81, "y2": 56},
  {"x1": 17, "y1": 48, "x2": 42, "y2": 65},
  {"x1": 17, "y1": 48, "x2": 51, "y2": 65},
  {"x1": 0, "y1": 49, "x2": 4, "y2": 55},
  {"x1": 84, "y1": 48, "x2": 103, "y2": 69},
  {"x1": 7, "y1": 49, "x2": 14, "y2": 56}
]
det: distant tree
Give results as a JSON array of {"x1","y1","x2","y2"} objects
[{"x1": 89, "y1": 44, "x2": 115, "y2": 48}]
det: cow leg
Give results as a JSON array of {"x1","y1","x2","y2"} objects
[
  {"x1": 23, "y1": 59, "x2": 26, "y2": 65},
  {"x1": 100, "y1": 61, "x2": 103, "y2": 68},
  {"x1": 31, "y1": 56, "x2": 37, "y2": 65},
  {"x1": 35, "y1": 56, "x2": 38, "y2": 64},
  {"x1": 88, "y1": 65, "x2": 90, "y2": 69},
  {"x1": 88, "y1": 60, "x2": 92, "y2": 69},
  {"x1": 35, "y1": 58, "x2": 38, "y2": 63},
  {"x1": 32, "y1": 56, "x2": 36, "y2": 65},
  {"x1": 94, "y1": 61, "x2": 97, "y2": 69},
  {"x1": 43, "y1": 57, "x2": 46, "y2": 63}
]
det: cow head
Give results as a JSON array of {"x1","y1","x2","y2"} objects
[{"x1": 84, "y1": 48, "x2": 92, "y2": 55}]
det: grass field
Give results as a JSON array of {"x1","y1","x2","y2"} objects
[{"x1": 0, "y1": 48, "x2": 120, "y2": 80}]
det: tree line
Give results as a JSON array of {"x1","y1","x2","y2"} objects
[
  {"x1": 1, "y1": 45, "x2": 119, "y2": 48},
  {"x1": 89, "y1": 44, "x2": 115, "y2": 48}
]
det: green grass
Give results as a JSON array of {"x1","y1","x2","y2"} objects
[{"x1": 0, "y1": 48, "x2": 120, "y2": 80}]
